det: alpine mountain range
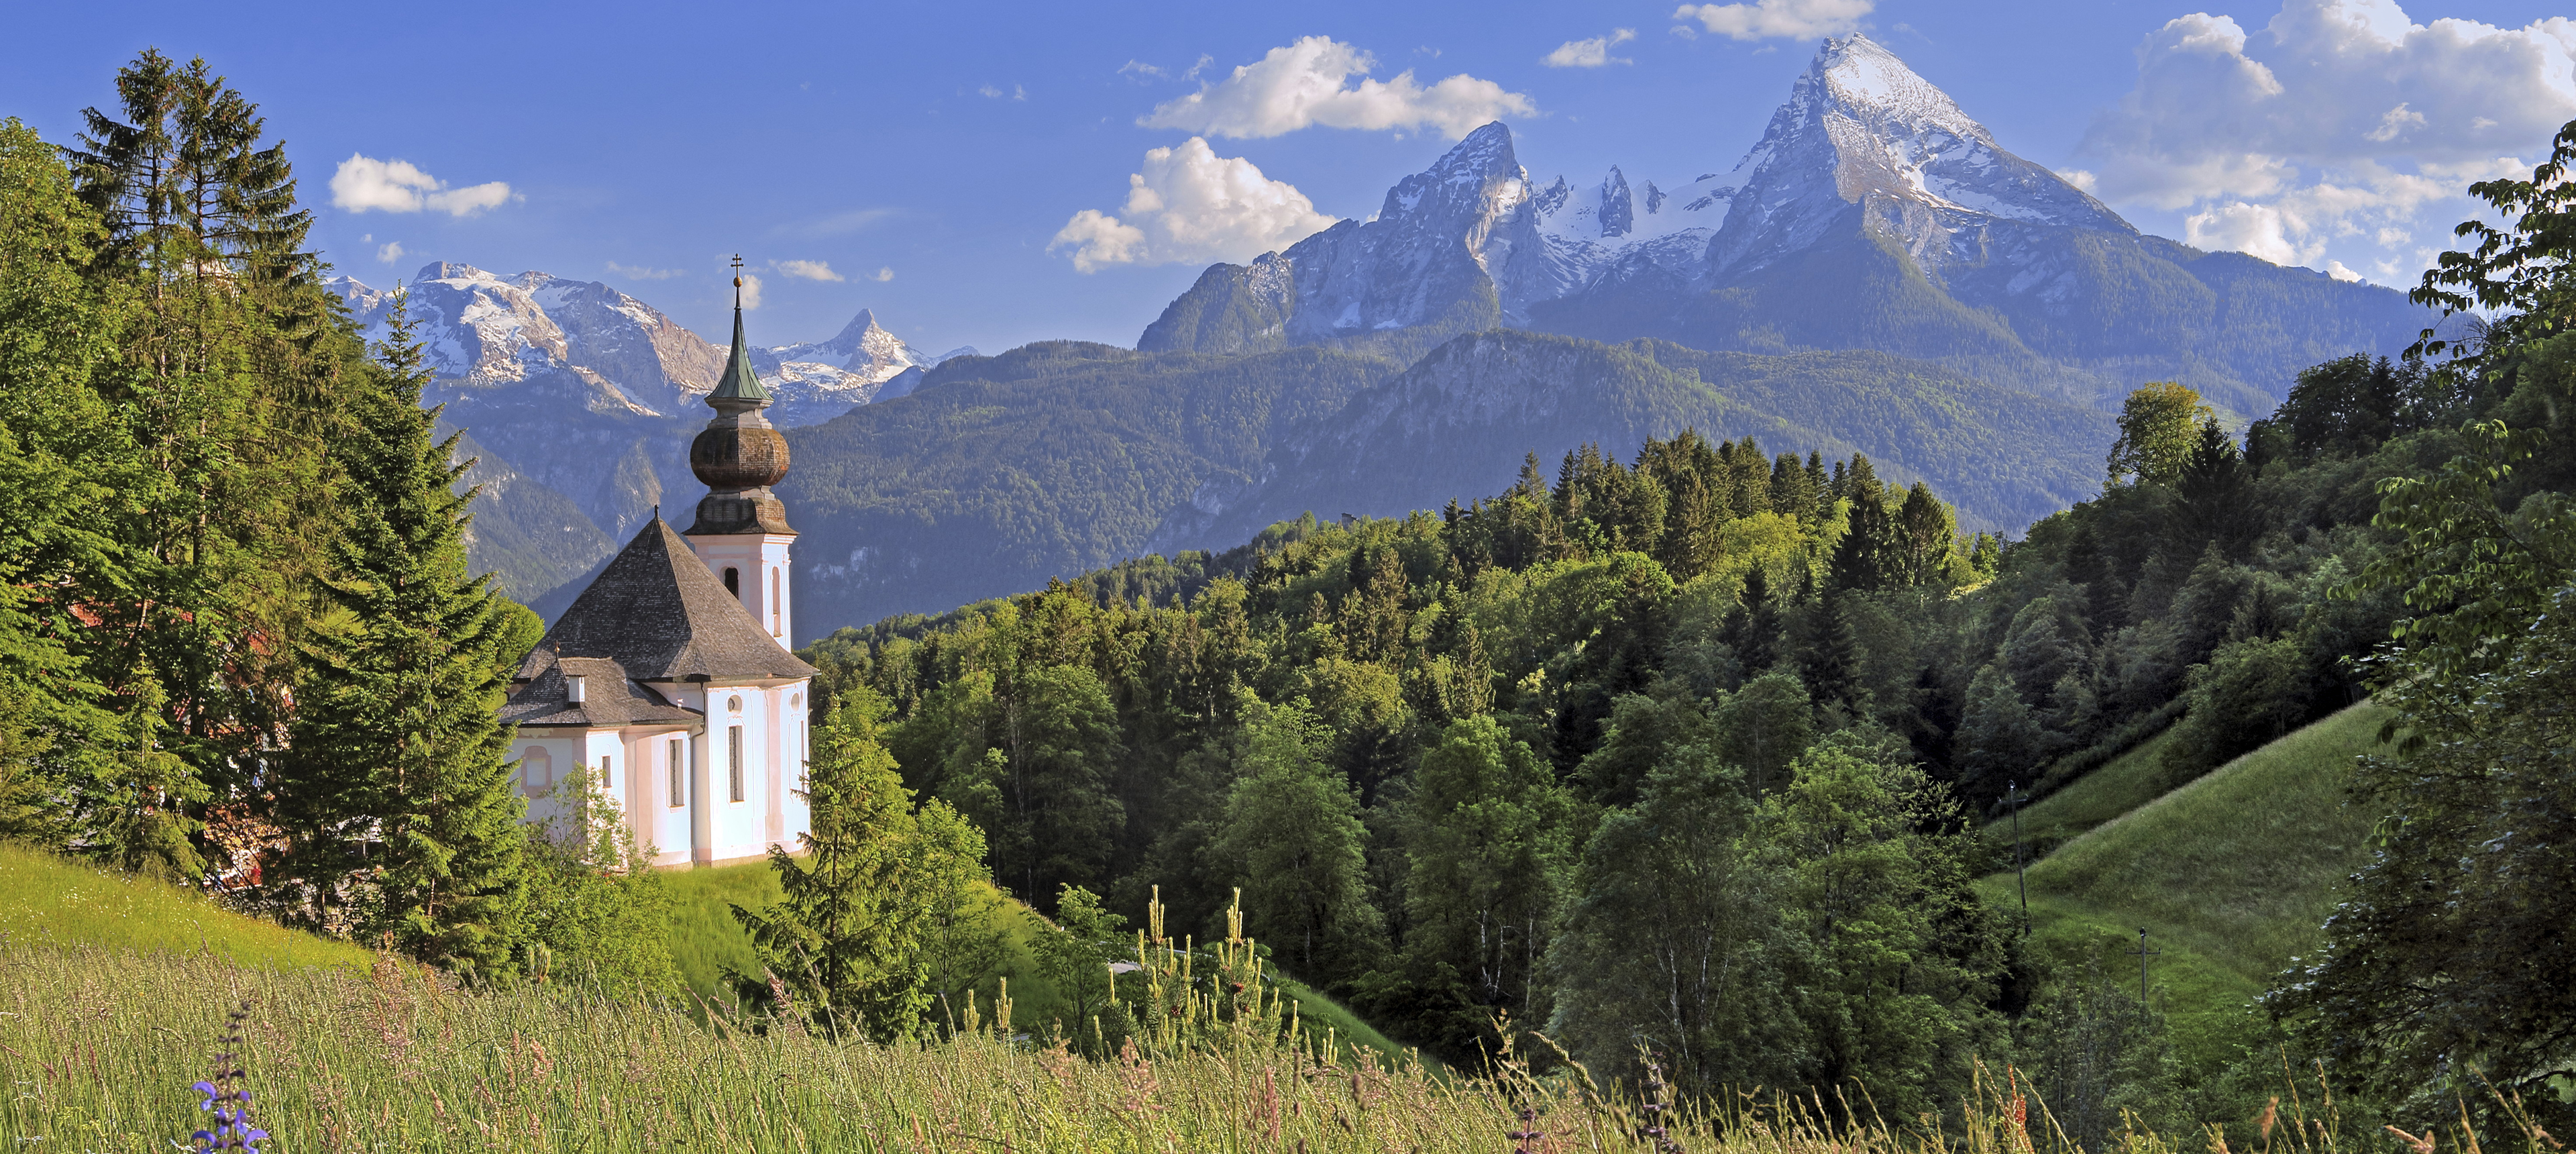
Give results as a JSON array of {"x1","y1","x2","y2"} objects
[{"x1": 378, "y1": 35, "x2": 2430, "y2": 639}]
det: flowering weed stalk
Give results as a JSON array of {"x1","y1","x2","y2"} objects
[{"x1": 190, "y1": 1000, "x2": 268, "y2": 1152}]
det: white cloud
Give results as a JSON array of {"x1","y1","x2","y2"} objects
[
  {"x1": 1050, "y1": 137, "x2": 1340, "y2": 272},
  {"x1": 2078, "y1": 1, "x2": 2576, "y2": 280},
  {"x1": 775, "y1": 259, "x2": 845, "y2": 282},
  {"x1": 1672, "y1": 0, "x2": 1872, "y2": 41},
  {"x1": 2325, "y1": 260, "x2": 2365, "y2": 280},
  {"x1": 605, "y1": 261, "x2": 685, "y2": 280},
  {"x1": 376, "y1": 240, "x2": 405, "y2": 264},
  {"x1": 1545, "y1": 29, "x2": 1638, "y2": 67},
  {"x1": 735, "y1": 272, "x2": 763, "y2": 310},
  {"x1": 1120, "y1": 60, "x2": 1168, "y2": 79},
  {"x1": 1140, "y1": 36, "x2": 1536, "y2": 140},
  {"x1": 871, "y1": 266, "x2": 895, "y2": 282},
  {"x1": 329, "y1": 154, "x2": 517, "y2": 217}
]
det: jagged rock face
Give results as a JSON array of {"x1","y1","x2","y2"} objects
[
  {"x1": 1700, "y1": 34, "x2": 2130, "y2": 285},
  {"x1": 1137, "y1": 125, "x2": 1730, "y2": 352},
  {"x1": 1598, "y1": 167, "x2": 1634, "y2": 239},
  {"x1": 1287, "y1": 121, "x2": 1533, "y2": 343},
  {"x1": 753, "y1": 308, "x2": 967, "y2": 424}
]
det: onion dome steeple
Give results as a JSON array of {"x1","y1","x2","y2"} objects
[{"x1": 686, "y1": 257, "x2": 794, "y2": 535}]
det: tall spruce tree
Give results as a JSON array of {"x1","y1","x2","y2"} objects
[
  {"x1": 735, "y1": 684, "x2": 988, "y2": 1041},
  {"x1": 63, "y1": 50, "x2": 350, "y2": 876},
  {"x1": 272, "y1": 291, "x2": 527, "y2": 976}
]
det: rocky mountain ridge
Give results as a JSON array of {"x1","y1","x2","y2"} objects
[
  {"x1": 1140, "y1": 35, "x2": 2427, "y2": 416},
  {"x1": 327, "y1": 263, "x2": 959, "y2": 604}
]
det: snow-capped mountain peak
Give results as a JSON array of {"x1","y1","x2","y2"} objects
[{"x1": 1707, "y1": 34, "x2": 2129, "y2": 279}]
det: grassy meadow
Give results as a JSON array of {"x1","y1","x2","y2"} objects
[
  {"x1": 7, "y1": 938, "x2": 2002, "y2": 1154},
  {"x1": 0, "y1": 841, "x2": 374, "y2": 974},
  {"x1": 1980, "y1": 702, "x2": 2391, "y2": 1069}
]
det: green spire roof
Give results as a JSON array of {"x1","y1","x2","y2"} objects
[{"x1": 710, "y1": 288, "x2": 769, "y2": 403}]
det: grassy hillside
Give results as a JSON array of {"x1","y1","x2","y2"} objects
[
  {"x1": 1995, "y1": 727, "x2": 2183, "y2": 860},
  {"x1": 0, "y1": 843, "x2": 374, "y2": 973},
  {"x1": 1980, "y1": 702, "x2": 2392, "y2": 1067},
  {"x1": 0, "y1": 941, "x2": 1523, "y2": 1153}
]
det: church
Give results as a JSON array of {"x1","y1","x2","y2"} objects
[{"x1": 498, "y1": 277, "x2": 817, "y2": 868}]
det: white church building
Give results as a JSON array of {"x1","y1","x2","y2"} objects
[{"x1": 499, "y1": 281, "x2": 816, "y2": 868}]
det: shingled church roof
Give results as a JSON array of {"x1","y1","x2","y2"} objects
[
  {"x1": 501, "y1": 651, "x2": 701, "y2": 728},
  {"x1": 517, "y1": 517, "x2": 816, "y2": 682}
]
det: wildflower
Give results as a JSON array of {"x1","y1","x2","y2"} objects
[
  {"x1": 1638, "y1": 1051, "x2": 1682, "y2": 1154},
  {"x1": 189, "y1": 1000, "x2": 270, "y2": 1153}
]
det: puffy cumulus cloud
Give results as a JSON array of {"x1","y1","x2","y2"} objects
[
  {"x1": 1140, "y1": 37, "x2": 1535, "y2": 140},
  {"x1": 329, "y1": 154, "x2": 516, "y2": 217},
  {"x1": 1050, "y1": 138, "x2": 1339, "y2": 272},
  {"x1": 1545, "y1": 29, "x2": 1638, "y2": 67},
  {"x1": 775, "y1": 259, "x2": 845, "y2": 282},
  {"x1": 2079, "y1": 1, "x2": 2576, "y2": 279},
  {"x1": 376, "y1": 240, "x2": 406, "y2": 264},
  {"x1": 1672, "y1": 0, "x2": 1872, "y2": 41},
  {"x1": 871, "y1": 266, "x2": 895, "y2": 282}
]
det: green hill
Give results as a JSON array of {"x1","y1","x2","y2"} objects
[
  {"x1": 1981, "y1": 701, "x2": 2392, "y2": 1067},
  {"x1": 0, "y1": 843, "x2": 374, "y2": 973}
]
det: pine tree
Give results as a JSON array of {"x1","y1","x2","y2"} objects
[
  {"x1": 271, "y1": 289, "x2": 527, "y2": 976},
  {"x1": 734, "y1": 685, "x2": 938, "y2": 1040},
  {"x1": 1829, "y1": 489, "x2": 1899, "y2": 594},
  {"x1": 63, "y1": 50, "x2": 347, "y2": 875}
]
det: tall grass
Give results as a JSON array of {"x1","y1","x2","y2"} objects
[
  {"x1": 0, "y1": 941, "x2": 1640, "y2": 1152},
  {"x1": 15, "y1": 941, "x2": 2559, "y2": 1154}
]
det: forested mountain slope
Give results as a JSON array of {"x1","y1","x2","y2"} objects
[
  {"x1": 1171, "y1": 331, "x2": 2111, "y2": 550},
  {"x1": 777, "y1": 342, "x2": 1403, "y2": 628}
]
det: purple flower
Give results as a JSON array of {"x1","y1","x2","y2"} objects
[{"x1": 185, "y1": 1002, "x2": 270, "y2": 1153}]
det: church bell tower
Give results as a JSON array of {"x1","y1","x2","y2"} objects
[{"x1": 685, "y1": 257, "x2": 796, "y2": 645}]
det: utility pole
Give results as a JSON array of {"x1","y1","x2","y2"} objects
[
  {"x1": 2128, "y1": 927, "x2": 2161, "y2": 1015},
  {"x1": 2010, "y1": 780, "x2": 2029, "y2": 934}
]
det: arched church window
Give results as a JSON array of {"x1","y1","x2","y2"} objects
[
  {"x1": 771, "y1": 569, "x2": 782, "y2": 633},
  {"x1": 723, "y1": 566, "x2": 740, "y2": 596},
  {"x1": 727, "y1": 694, "x2": 743, "y2": 714}
]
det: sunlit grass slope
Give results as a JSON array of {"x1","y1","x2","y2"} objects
[
  {"x1": 2000, "y1": 727, "x2": 2182, "y2": 856},
  {"x1": 0, "y1": 842, "x2": 374, "y2": 974},
  {"x1": 1979, "y1": 702, "x2": 2391, "y2": 1066},
  {"x1": 0, "y1": 943, "x2": 1597, "y2": 1153}
]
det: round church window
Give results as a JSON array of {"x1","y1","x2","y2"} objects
[{"x1": 727, "y1": 695, "x2": 743, "y2": 713}]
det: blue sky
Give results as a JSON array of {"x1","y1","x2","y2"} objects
[{"x1": 5, "y1": 0, "x2": 2571, "y2": 356}]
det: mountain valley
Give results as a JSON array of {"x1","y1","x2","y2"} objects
[{"x1": 400, "y1": 35, "x2": 2428, "y2": 637}]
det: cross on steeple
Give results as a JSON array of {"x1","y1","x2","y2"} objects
[{"x1": 730, "y1": 254, "x2": 745, "y2": 305}]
